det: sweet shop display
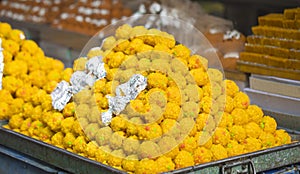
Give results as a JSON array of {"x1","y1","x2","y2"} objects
[
  {"x1": 237, "y1": 7, "x2": 300, "y2": 80},
  {"x1": 0, "y1": 20, "x2": 295, "y2": 174},
  {"x1": 204, "y1": 30, "x2": 246, "y2": 70},
  {"x1": 0, "y1": 22, "x2": 71, "y2": 122},
  {"x1": 0, "y1": 0, "x2": 75, "y2": 24},
  {"x1": 51, "y1": 0, "x2": 133, "y2": 36}
]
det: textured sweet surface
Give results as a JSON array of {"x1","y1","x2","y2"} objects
[{"x1": 237, "y1": 7, "x2": 300, "y2": 80}]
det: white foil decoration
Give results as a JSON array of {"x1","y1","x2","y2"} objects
[
  {"x1": 70, "y1": 71, "x2": 87, "y2": 93},
  {"x1": 223, "y1": 30, "x2": 241, "y2": 40},
  {"x1": 51, "y1": 80, "x2": 73, "y2": 111},
  {"x1": 85, "y1": 56, "x2": 106, "y2": 79},
  {"x1": 51, "y1": 55, "x2": 106, "y2": 110},
  {"x1": 101, "y1": 74, "x2": 147, "y2": 125}
]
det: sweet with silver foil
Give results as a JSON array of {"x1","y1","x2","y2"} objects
[
  {"x1": 101, "y1": 74, "x2": 147, "y2": 125},
  {"x1": 85, "y1": 56, "x2": 106, "y2": 79},
  {"x1": 51, "y1": 80, "x2": 73, "y2": 111},
  {"x1": 52, "y1": 55, "x2": 106, "y2": 110}
]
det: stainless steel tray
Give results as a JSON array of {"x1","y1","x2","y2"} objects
[{"x1": 0, "y1": 124, "x2": 299, "y2": 174}]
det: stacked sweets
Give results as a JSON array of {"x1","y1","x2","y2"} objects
[
  {"x1": 1, "y1": 22, "x2": 292, "y2": 174},
  {"x1": 52, "y1": 0, "x2": 132, "y2": 36},
  {"x1": 0, "y1": 0, "x2": 75, "y2": 24},
  {"x1": 237, "y1": 7, "x2": 300, "y2": 80}
]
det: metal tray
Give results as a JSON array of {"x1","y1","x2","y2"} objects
[{"x1": 0, "y1": 124, "x2": 299, "y2": 174}]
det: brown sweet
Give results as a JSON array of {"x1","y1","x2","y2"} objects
[
  {"x1": 238, "y1": 7, "x2": 300, "y2": 80},
  {"x1": 283, "y1": 20, "x2": 297, "y2": 29},
  {"x1": 252, "y1": 26, "x2": 300, "y2": 40},
  {"x1": 52, "y1": 0, "x2": 132, "y2": 36},
  {"x1": 245, "y1": 44, "x2": 300, "y2": 60},
  {"x1": 247, "y1": 35, "x2": 300, "y2": 49},
  {"x1": 284, "y1": 8, "x2": 298, "y2": 19},
  {"x1": 204, "y1": 31, "x2": 245, "y2": 70},
  {"x1": 237, "y1": 60, "x2": 300, "y2": 81},
  {"x1": 258, "y1": 13, "x2": 284, "y2": 28},
  {"x1": 0, "y1": 0, "x2": 75, "y2": 24},
  {"x1": 240, "y1": 52, "x2": 300, "y2": 69}
]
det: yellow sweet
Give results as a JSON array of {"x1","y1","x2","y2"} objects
[
  {"x1": 274, "y1": 129, "x2": 291, "y2": 146},
  {"x1": 188, "y1": 55, "x2": 208, "y2": 70},
  {"x1": 0, "y1": 22, "x2": 12, "y2": 37},
  {"x1": 10, "y1": 98, "x2": 24, "y2": 115},
  {"x1": 3, "y1": 49, "x2": 13, "y2": 63},
  {"x1": 193, "y1": 147, "x2": 213, "y2": 164},
  {"x1": 73, "y1": 136, "x2": 87, "y2": 153},
  {"x1": 260, "y1": 116, "x2": 277, "y2": 133},
  {"x1": 110, "y1": 131, "x2": 125, "y2": 150},
  {"x1": 229, "y1": 125, "x2": 246, "y2": 143},
  {"x1": 210, "y1": 144, "x2": 228, "y2": 160},
  {"x1": 166, "y1": 86, "x2": 181, "y2": 105},
  {"x1": 233, "y1": 92, "x2": 250, "y2": 109},
  {"x1": 135, "y1": 159, "x2": 158, "y2": 174},
  {"x1": 115, "y1": 24, "x2": 132, "y2": 40},
  {"x1": 138, "y1": 141, "x2": 160, "y2": 159},
  {"x1": 244, "y1": 122, "x2": 262, "y2": 139},
  {"x1": 226, "y1": 140, "x2": 244, "y2": 157},
  {"x1": 259, "y1": 131, "x2": 276, "y2": 148},
  {"x1": 107, "y1": 51, "x2": 125, "y2": 68},
  {"x1": 179, "y1": 136, "x2": 197, "y2": 153},
  {"x1": 2, "y1": 39, "x2": 19, "y2": 55},
  {"x1": 61, "y1": 117, "x2": 75, "y2": 134},
  {"x1": 247, "y1": 105, "x2": 264, "y2": 123},
  {"x1": 95, "y1": 127, "x2": 113, "y2": 146},
  {"x1": 15, "y1": 85, "x2": 35, "y2": 102},
  {"x1": 147, "y1": 72, "x2": 168, "y2": 89},
  {"x1": 8, "y1": 29, "x2": 25, "y2": 43},
  {"x1": 121, "y1": 155, "x2": 138, "y2": 172},
  {"x1": 2, "y1": 76, "x2": 23, "y2": 93},
  {"x1": 243, "y1": 137, "x2": 262, "y2": 153},
  {"x1": 39, "y1": 127, "x2": 54, "y2": 141},
  {"x1": 63, "y1": 132, "x2": 76, "y2": 148},
  {"x1": 85, "y1": 142, "x2": 98, "y2": 158},
  {"x1": 51, "y1": 132, "x2": 65, "y2": 147},
  {"x1": 138, "y1": 123, "x2": 162, "y2": 140},
  {"x1": 160, "y1": 118, "x2": 177, "y2": 135},
  {"x1": 29, "y1": 70, "x2": 47, "y2": 88},
  {"x1": 225, "y1": 79, "x2": 239, "y2": 97},
  {"x1": 215, "y1": 112, "x2": 233, "y2": 129},
  {"x1": 172, "y1": 44, "x2": 190, "y2": 60},
  {"x1": 174, "y1": 150, "x2": 194, "y2": 169},
  {"x1": 196, "y1": 113, "x2": 215, "y2": 133},
  {"x1": 190, "y1": 68, "x2": 209, "y2": 86},
  {"x1": 8, "y1": 114, "x2": 24, "y2": 129},
  {"x1": 156, "y1": 156, "x2": 175, "y2": 173},
  {"x1": 4, "y1": 60, "x2": 28, "y2": 76},
  {"x1": 231, "y1": 108, "x2": 249, "y2": 125},
  {"x1": 163, "y1": 102, "x2": 181, "y2": 120},
  {"x1": 47, "y1": 112, "x2": 64, "y2": 131},
  {"x1": 212, "y1": 127, "x2": 230, "y2": 146},
  {"x1": 123, "y1": 137, "x2": 140, "y2": 155},
  {"x1": 21, "y1": 40, "x2": 39, "y2": 55},
  {"x1": 195, "y1": 131, "x2": 213, "y2": 149}
]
